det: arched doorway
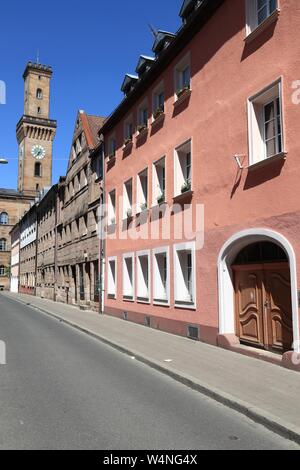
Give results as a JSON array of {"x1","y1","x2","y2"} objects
[
  {"x1": 233, "y1": 241, "x2": 292, "y2": 352},
  {"x1": 218, "y1": 229, "x2": 299, "y2": 354}
]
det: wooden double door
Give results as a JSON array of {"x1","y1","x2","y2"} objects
[{"x1": 233, "y1": 263, "x2": 293, "y2": 353}]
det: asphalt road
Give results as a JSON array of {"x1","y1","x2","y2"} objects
[{"x1": 0, "y1": 293, "x2": 299, "y2": 450}]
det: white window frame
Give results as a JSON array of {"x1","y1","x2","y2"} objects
[
  {"x1": 173, "y1": 241, "x2": 196, "y2": 310},
  {"x1": 136, "y1": 250, "x2": 151, "y2": 304},
  {"x1": 248, "y1": 78, "x2": 284, "y2": 166},
  {"x1": 136, "y1": 168, "x2": 148, "y2": 214},
  {"x1": 123, "y1": 178, "x2": 133, "y2": 220},
  {"x1": 174, "y1": 139, "x2": 192, "y2": 197},
  {"x1": 152, "y1": 157, "x2": 166, "y2": 207},
  {"x1": 107, "y1": 257, "x2": 117, "y2": 299},
  {"x1": 174, "y1": 52, "x2": 191, "y2": 100},
  {"x1": 108, "y1": 189, "x2": 116, "y2": 226},
  {"x1": 122, "y1": 252, "x2": 135, "y2": 302},
  {"x1": 152, "y1": 246, "x2": 170, "y2": 306},
  {"x1": 245, "y1": 0, "x2": 279, "y2": 37}
]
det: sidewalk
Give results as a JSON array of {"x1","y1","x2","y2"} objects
[{"x1": 3, "y1": 291, "x2": 300, "y2": 444}]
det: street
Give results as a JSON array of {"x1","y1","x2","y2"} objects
[{"x1": 0, "y1": 293, "x2": 298, "y2": 450}]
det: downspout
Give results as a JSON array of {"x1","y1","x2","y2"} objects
[
  {"x1": 99, "y1": 137, "x2": 106, "y2": 315},
  {"x1": 54, "y1": 188, "x2": 58, "y2": 302}
]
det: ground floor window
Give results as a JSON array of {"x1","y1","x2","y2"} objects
[
  {"x1": 107, "y1": 258, "x2": 117, "y2": 299},
  {"x1": 136, "y1": 251, "x2": 150, "y2": 303},
  {"x1": 153, "y1": 248, "x2": 169, "y2": 305},
  {"x1": 174, "y1": 242, "x2": 196, "y2": 308},
  {"x1": 123, "y1": 253, "x2": 134, "y2": 301}
]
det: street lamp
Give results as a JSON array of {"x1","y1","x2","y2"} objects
[{"x1": 0, "y1": 158, "x2": 8, "y2": 165}]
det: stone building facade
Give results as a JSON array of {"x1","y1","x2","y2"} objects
[
  {"x1": 36, "y1": 185, "x2": 58, "y2": 301},
  {"x1": 55, "y1": 111, "x2": 104, "y2": 311}
]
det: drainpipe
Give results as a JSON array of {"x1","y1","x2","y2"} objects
[{"x1": 99, "y1": 137, "x2": 106, "y2": 315}]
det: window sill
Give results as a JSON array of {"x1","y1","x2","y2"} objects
[
  {"x1": 137, "y1": 297, "x2": 150, "y2": 305},
  {"x1": 245, "y1": 9, "x2": 280, "y2": 44},
  {"x1": 174, "y1": 88, "x2": 191, "y2": 108},
  {"x1": 173, "y1": 190, "x2": 193, "y2": 204},
  {"x1": 248, "y1": 152, "x2": 286, "y2": 171},
  {"x1": 123, "y1": 296, "x2": 134, "y2": 303},
  {"x1": 175, "y1": 301, "x2": 196, "y2": 310},
  {"x1": 136, "y1": 127, "x2": 148, "y2": 140},
  {"x1": 151, "y1": 112, "x2": 165, "y2": 127},
  {"x1": 153, "y1": 299, "x2": 170, "y2": 307}
]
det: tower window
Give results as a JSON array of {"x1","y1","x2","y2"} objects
[
  {"x1": 35, "y1": 162, "x2": 42, "y2": 177},
  {"x1": 37, "y1": 107, "x2": 41, "y2": 115},
  {"x1": 0, "y1": 212, "x2": 9, "y2": 225},
  {"x1": 36, "y1": 88, "x2": 43, "y2": 100}
]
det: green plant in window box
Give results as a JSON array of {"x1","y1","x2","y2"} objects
[
  {"x1": 137, "y1": 124, "x2": 147, "y2": 134},
  {"x1": 124, "y1": 138, "x2": 132, "y2": 147},
  {"x1": 110, "y1": 216, "x2": 116, "y2": 226},
  {"x1": 181, "y1": 179, "x2": 191, "y2": 194},
  {"x1": 153, "y1": 106, "x2": 164, "y2": 120},
  {"x1": 157, "y1": 191, "x2": 165, "y2": 205},
  {"x1": 126, "y1": 208, "x2": 132, "y2": 219},
  {"x1": 140, "y1": 202, "x2": 148, "y2": 212},
  {"x1": 176, "y1": 85, "x2": 190, "y2": 98}
]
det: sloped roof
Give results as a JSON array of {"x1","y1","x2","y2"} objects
[{"x1": 81, "y1": 113, "x2": 106, "y2": 150}]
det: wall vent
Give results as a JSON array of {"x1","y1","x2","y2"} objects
[
  {"x1": 145, "y1": 316, "x2": 151, "y2": 328},
  {"x1": 187, "y1": 325, "x2": 199, "y2": 340},
  {"x1": 123, "y1": 312, "x2": 128, "y2": 321}
]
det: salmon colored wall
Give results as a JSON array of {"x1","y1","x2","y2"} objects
[{"x1": 104, "y1": 0, "x2": 300, "y2": 344}]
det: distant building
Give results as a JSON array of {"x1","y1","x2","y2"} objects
[
  {"x1": 0, "y1": 61, "x2": 56, "y2": 290},
  {"x1": 55, "y1": 111, "x2": 104, "y2": 311}
]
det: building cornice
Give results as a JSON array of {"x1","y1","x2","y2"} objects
[{"x1": 99, "y1": 0, "x2": 224, "y2": 135}]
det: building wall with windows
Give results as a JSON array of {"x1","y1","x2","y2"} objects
[
  {"x1": 10, "y1": 223, "x2": 20, "y2": 293},
  {"x1": 36, "y1": 185, "x2": 57, "y2": 301},
  {"x1": 102, "y1": 0, "x2": 300, "y2": 353},
  {"x1": 55, "y1": 111, "x2": 104, "y2": 311},
  {"x1": 19, "y1": 203, "x2": 37, "y2": 295},
  {"x1": 0, "y1": 191, "x2": 32, "y2": 290}
]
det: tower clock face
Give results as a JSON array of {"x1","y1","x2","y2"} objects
[{"x1": 31, "y1": 145, "x2": 46, "y2": 160}]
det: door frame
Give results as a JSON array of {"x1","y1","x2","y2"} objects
[{"x1": 218, "y1": 229, "x2": 299, "y2": 353}]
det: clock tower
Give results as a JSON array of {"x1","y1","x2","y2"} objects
[{"x1": 16, "y1": 62, "x2": 57, "y2": 197}]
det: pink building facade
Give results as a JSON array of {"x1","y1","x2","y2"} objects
[{"x1": 102, "y1": 0, "x2": 300, "y2": 369}]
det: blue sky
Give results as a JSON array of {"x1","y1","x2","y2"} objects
[{"x1": 0, "y1": 0, "x2": 182, "y2": 189}]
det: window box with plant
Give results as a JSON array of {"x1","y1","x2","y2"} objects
[
  {"x1": 123, "y1": 137, "x2": 133, "y2": 147},
  {"x1": 153, "y1": 105, "x2": 165, "y2": 121},
  {"x1": 140, "y1": 202, "x2": 148, "y2": 212},
  {"x1": 176, "y1": 85, "x2": 190, "y2": 99},
  {"x1": 126, "y1": 208, "x2": 133, "y2": 219},
  {"x1": 181, "y1": 179, "x2": 191, "y2": 194},
  {"x1": 137, "y1": 124, "x2": 148, "y2": 134},
  {"x1": 157, "y1": 191, "x2": 165, "y2": 205}
]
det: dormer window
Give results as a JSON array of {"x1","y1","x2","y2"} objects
[
  {"x1": 36, "y1": 88, "x2": 43, "y2": 100},
  {"x1": 179, "y1": 0, "x2": 201, "y2": 23},
  {"x1": 121, "y1": 74, "x2": 138, "y2": 96}
]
